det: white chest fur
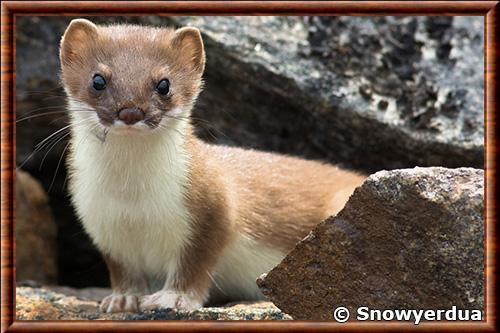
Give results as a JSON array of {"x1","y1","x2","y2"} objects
[{"x1": 69, "y1": 111, "x2": 192, "y2": 286}]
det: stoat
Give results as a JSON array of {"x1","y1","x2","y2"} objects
[{"x1": 60, "y1": 19, "x2": 365, "y2": 313}]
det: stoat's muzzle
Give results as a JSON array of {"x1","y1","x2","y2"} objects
[{"x1": 118, "y1": 107, "x2": 145, "y2": 125}]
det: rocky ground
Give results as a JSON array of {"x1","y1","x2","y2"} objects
[{"x1": 16, "y1": 287, "x2": 291, "y2": 320}]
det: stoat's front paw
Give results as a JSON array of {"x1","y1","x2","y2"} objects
[
  {"x1": 100, "y1": 294, "x2": 139, "y2": 313},
  {"x1": 140, "y1": 290, "x2": 202, "y2": 311}
]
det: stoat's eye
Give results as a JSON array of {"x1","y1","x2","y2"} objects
[
  {"x1": 92, "y1": 74, "x2": 106, "y2": 91},
  {"x1": 156, "y1": 79, "x2": 170, "y2": 95}
]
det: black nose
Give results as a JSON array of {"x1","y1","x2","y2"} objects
[{"x1": 118, "y1": 108, "x2": 145, "y2": 125}]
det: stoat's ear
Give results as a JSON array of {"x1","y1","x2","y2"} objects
[
  {"x1": 60, "y1": 19, "x2": 98, "y2": 67},
  {"x1": 171, "y1": 27, "x2": 205, "y2": 75}
]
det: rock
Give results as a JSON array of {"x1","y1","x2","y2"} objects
[
  {"x1": 257, "y1": 167, "x2": 484, "y2": 320},
  {"x1": 173, "y1": 16, "x2": 484, "y2": 172},
  {"x1": 43, "y1": 286, "x2": 111, "y2": 302},
  {"x1": 16, "y1": 287, "x2": 291, "y2": 320},
  {"x1": 15, "y1": 16, "x2": 483, "y2": 288},
  {"x1": 16, "y1": 16, "x2": 483, "y2": 172},
  {"x1": 16, "y1": 170, "x2": 58, "y2": 284}
]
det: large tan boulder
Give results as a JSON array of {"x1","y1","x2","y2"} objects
[{"x1": 16, "y1": 170, "x2": 58, "y2": 284}]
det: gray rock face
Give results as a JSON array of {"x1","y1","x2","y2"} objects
[
  {"x1": 16, "y1": 287, "x2": 291, "y2": 320},
  {"x1": 16, "y1": 171, "x2": 58, "y2": 284},
  {"x1": 176, "y1": 16, "x2": 484, "y2": 171},
  {"x1": 16, "y1": 16, "x2": 483, "y2": 171},
  {"x1": 257, "y1": 167, "x2": 484, "y2": 320},
  {"x1": 16, "y1": 16, "x2": 483, "y2": 287}
]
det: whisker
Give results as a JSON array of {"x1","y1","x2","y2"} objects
[
  {"x1": 34, "y1": 123, "x2": 73, "y2": 150},
  {"x1": 48, "y1": 138, "x2": 72, "y2": 193},
  {"x1": 17, "y1": 94, "x2": 66, "y2": 101},
  {"x1": 17, "y1": 88, "x2": 66, "y2": 100},
  {"x1": 163, "y1": 114, "x2": 230, "y2": 142},
  {"x1": 39, "y1": 131, "x2": 71, "y2": 171},
  {"x1": 17, "y1": 105, "x2": 68, "y2": 117},
  {"x1": 17, "y1": 130, "x2": 69, "y2": 170},
  {"x1": 34, "y1": 118, "x2": 91, "y2": 157},
  {"x1": 61, "y1": 123, "x2": 100, "y2": 191},
  {"x1": 16, "y1": 110, "x2": 95, "y2": 123},
  {"x1": 48, "y1": 115, "x2": 72, "y2": 126},
  {"x1": 17, "y1": 111, "x2": 68, "y2": 123},
  {"x1": 17, "y1": 117, "x2": 94, "y2": 170},
  {"x1": 18, "y1": 86, "x2": 64, "y2": 94},
  {"x1": 157, "y1": 121, "x2": 186, "y2": 139}
]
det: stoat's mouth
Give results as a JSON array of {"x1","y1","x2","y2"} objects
[
  {"x1": 86, "y1": 108, "x2": 182, "y2": 137},
  {"x1": 107, "y1": 120, "x2": 153, "y2": 135},
  {"x1": 112, "y1": 126, "x2": 144, "y2": 134}
]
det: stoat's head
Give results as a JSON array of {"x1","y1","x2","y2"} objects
[{"x1": 60, "y1": 19, "x2": 205, "y2": 135}]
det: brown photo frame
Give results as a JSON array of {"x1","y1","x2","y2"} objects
[{"x1": 1, "y1": 1, "x2": 498, "y2": 332}]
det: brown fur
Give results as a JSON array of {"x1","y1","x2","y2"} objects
[
  {"x1": 174, "y1": 131, "x2": 234, "y2": 301},
  {"x1": 184, "y1": 131, "x2": 365, "y2": 253},
  {"x1": 61, "y1": 20, "x2": 204, "y2": 128},
  {"x1": 179, "y1": 130, "x2": 364, "y2": 303},
  {"x1": 60, "y1": 19, "x2": 366, "y2": 310},
  {"x1": 102, "y1": 254, "x2": 148, "y2": 294}
]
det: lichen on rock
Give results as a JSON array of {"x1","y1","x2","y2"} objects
[{"x1": 16, "y1": 287, "x2": 291, "y2": 320}]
